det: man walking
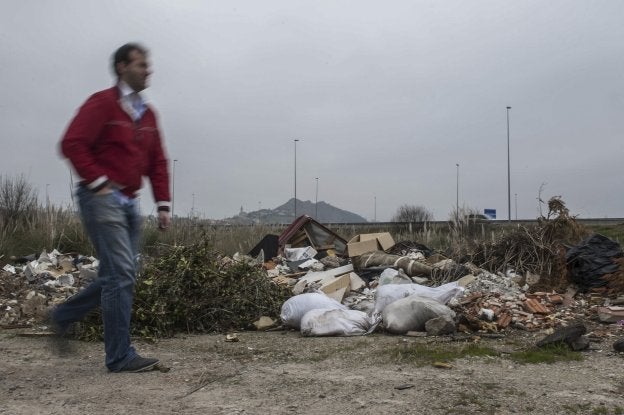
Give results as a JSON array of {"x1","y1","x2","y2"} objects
[{"x1": 53, "y1": 43, "x2": 171, "y2": 372}]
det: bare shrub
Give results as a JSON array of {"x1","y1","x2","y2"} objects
[
  {"x1": 0, "y1": 174, "x2": 38, "y2": 228},
  {"x1": 391, "y1": 204, "x2": 433, "y2": 223}
]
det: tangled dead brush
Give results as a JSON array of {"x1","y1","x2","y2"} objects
[
  {"x1": 76, "y1": 237, "x2": 291, "y2": 340},
  {"x1": 601, "y1": 257, "x2": 624, "y2": 295},
  {"x1": 468, "y1": 197, "x2": 590, "y2": 291},
  {"x1": 538, "y1": 196, "x2": 587, "y2": 243}
]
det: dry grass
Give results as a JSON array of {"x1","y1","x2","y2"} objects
[{"x1": 1, "y1": 175, "x2": 622, "y2": 277}]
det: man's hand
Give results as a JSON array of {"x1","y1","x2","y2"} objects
[
  {"x1": 95, "y1": 184, "x2": 113, "y2": 195},
  {"x1": 158, "y1": 210, "x2": 171, "y2": 230}
]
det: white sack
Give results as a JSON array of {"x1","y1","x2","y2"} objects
[
  {"x1": 378, "y1": 268, "x2": 412, "y2": 286},
  {"x1": 300, "y1": 308, "x2": 372, "y2": 337},
  {"x1": 373, "y1": 281, "x2": 464, "y2": 315},
  {"x1": 382, "y1": 295, "x2": 455, "y2": 334},
  {"x1": 280, "y1": 292, "x2": 347, "y2": 329}
]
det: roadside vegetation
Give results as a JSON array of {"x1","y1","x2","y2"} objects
[{"x1": 1, "y1": 175, "x2": 623, "y2": 263}]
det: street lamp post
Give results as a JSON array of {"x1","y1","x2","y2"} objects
[
  {"x1": 45, "y1": 183, "x2": 50, "y2": 210},
  {"x1": 456, "y1": 163, "x2": 459, "y2": 223},
  {"x1": 191, "y1": 193, "x2": 195, "y2": 218},
  {"x1": 315, "y1": 177, "x2": 319, "y2": 220},
  {"x1": 515, "y1": 193, "x2": 518, "y2": 220},
  {"x1": 172, "y1": 159, "x2": 178, "y2": 220},
  {"x1": 506, "y1": 106, "x2": 512, "y2": 223},
  {"x1": 293, "y1": 139, "x2": 299, "y2": 219},
  {"x1": 374, "y1": 196, "x2": 377, "y2": 222}
]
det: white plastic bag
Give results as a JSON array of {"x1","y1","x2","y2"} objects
[
  {"x1": 382, "y1": 294, "x2": 455, "y2": 334},
  {"x1": 373, "y1": 281, "x2": 464, "y2": 315},
  {"x1": 378, "y1": 268, "x2": 412, "y2": 286},
  {"x1": 280, "y1": 293, "x2": 347, "y2": 329},
  {"x1": 300, "y1": 308, "x2": 372, "y2": 336}
]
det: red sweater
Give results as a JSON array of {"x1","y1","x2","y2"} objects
[{"x1": 61, "y1": 86, "x2": 170, "y2": 206}]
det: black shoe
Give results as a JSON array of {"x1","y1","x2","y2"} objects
[{"x1": 117, "y1": 356, "x2": 159, "y2": 373}]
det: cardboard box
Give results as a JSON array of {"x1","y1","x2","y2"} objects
[
  {"x1": 320, "y1": 273, "x2": 351, "y2": 302},
  {"x1": 347, "y1": 232, "x2": 395, "y2": 257},
  {"x1": 292, "y1": 264, "x2": 354, "y2": 295}
]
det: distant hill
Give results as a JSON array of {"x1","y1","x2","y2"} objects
[{"x1": 222, "y1": 198, "x2": 368, "y2": 224}]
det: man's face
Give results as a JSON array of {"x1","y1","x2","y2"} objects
[{"x1": 118, "y1": 50, "x2": 151, "y2": 92}]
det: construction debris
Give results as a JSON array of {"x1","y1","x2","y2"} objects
[
  {"x1": 3, "y1": 198, "x2": 624, "y2": 346},
  {"x1": 278, "y1": 215, "x2": 347, "y2": 257},
  {"x1": 252, "y1": 316, "x2": 276, "y2": 331},
  {"x1": 536, "y1": 322, "x2": 588, "y2": 350},
  {"x1": 347, "y1": 232, "x2": 395, "y2": 257},
  {"x1": 352, "y1": 251, "x2": 432, "y2": 277}
]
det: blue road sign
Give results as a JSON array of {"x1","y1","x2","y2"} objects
[{"x1": 484, "y1": 209, "x2": 496, "y2": 219}]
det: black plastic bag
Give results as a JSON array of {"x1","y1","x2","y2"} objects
[{"x1": 565, "y1": 233, "x2": 623, "y2": 291}]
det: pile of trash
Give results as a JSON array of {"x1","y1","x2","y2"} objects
[
  {"x1": 2, "y1": 209, "x2": 624, "y2": 350},
  {"x1": 0, "y1": 241, "x2": 291, "y2": 339},
  {"x1": 1, "y1": 249, "x2": 96, "y2": 327},
  {"x1": 257, "y1": 215, "x2": 624, "y2": 346}
]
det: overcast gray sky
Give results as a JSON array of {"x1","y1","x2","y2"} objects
[{"x1": 1, "y1": 1, "x2": 623, "y2": 221}]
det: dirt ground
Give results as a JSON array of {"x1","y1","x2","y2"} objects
[{"x1": 1, "y1": 328, "x2": 623, "y2": 415}]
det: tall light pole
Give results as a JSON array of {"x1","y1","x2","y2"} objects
[
  {"x1": 374, "y1": 195, "x2": 377, "y2": 222},
  {"x1": 315, "y1": 177, "x2": 319, "y2": 220},
  {"x1": 506, "y1": 106, "x2": 512, "y2": 223},
  {"x1": 293, "y1": 139, "x2": 299, "y2": 219},
  {"x1": 456, "y1": 163, "x2": 460, "y2": 223},
  {"x1": 172, "y1": 159, "x2": 178, "y2": 220},
  {"x1": 45, "y1": 183, "x2": 50, "y2": 209},
  {"x1": 515, "y1": 193, "x2": 518, "y2": 220},
  {"x1": 191, "y1": 193, "x2": 195, "y2": 218}
]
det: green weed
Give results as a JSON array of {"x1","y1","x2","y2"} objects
[
  {"x1": 387, "y1": 342, "x2": 499, "y2": 366},
  {"x1": 510, "y1": 344, "x2": 583, "y2": 364}
]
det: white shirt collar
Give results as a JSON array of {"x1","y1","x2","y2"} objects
[
  {"x1": 118, "y1": 81, "x2": 146, "y2": 121},
  {"x1": 118, "y1": 81, "x2": 140, "y2": 100}
]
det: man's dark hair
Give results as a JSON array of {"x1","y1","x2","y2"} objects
[{"x1": 112, "y1": 43, "x2": 148, "y2": 77}]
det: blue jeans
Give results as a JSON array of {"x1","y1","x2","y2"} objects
[{"x1": 52, "y1": 186, "x2": 142, "y2": 371}]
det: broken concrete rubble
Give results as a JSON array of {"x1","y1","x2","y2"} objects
[
  {"x1": 595, "y1": 306, "x2": 624, "y2": 323},
  {"x1": 0, "y1": 250, "x2": 96, "y2": 327},
  {"x1": 21, "y1": 291, "x2": 47, "y2": 318}
]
